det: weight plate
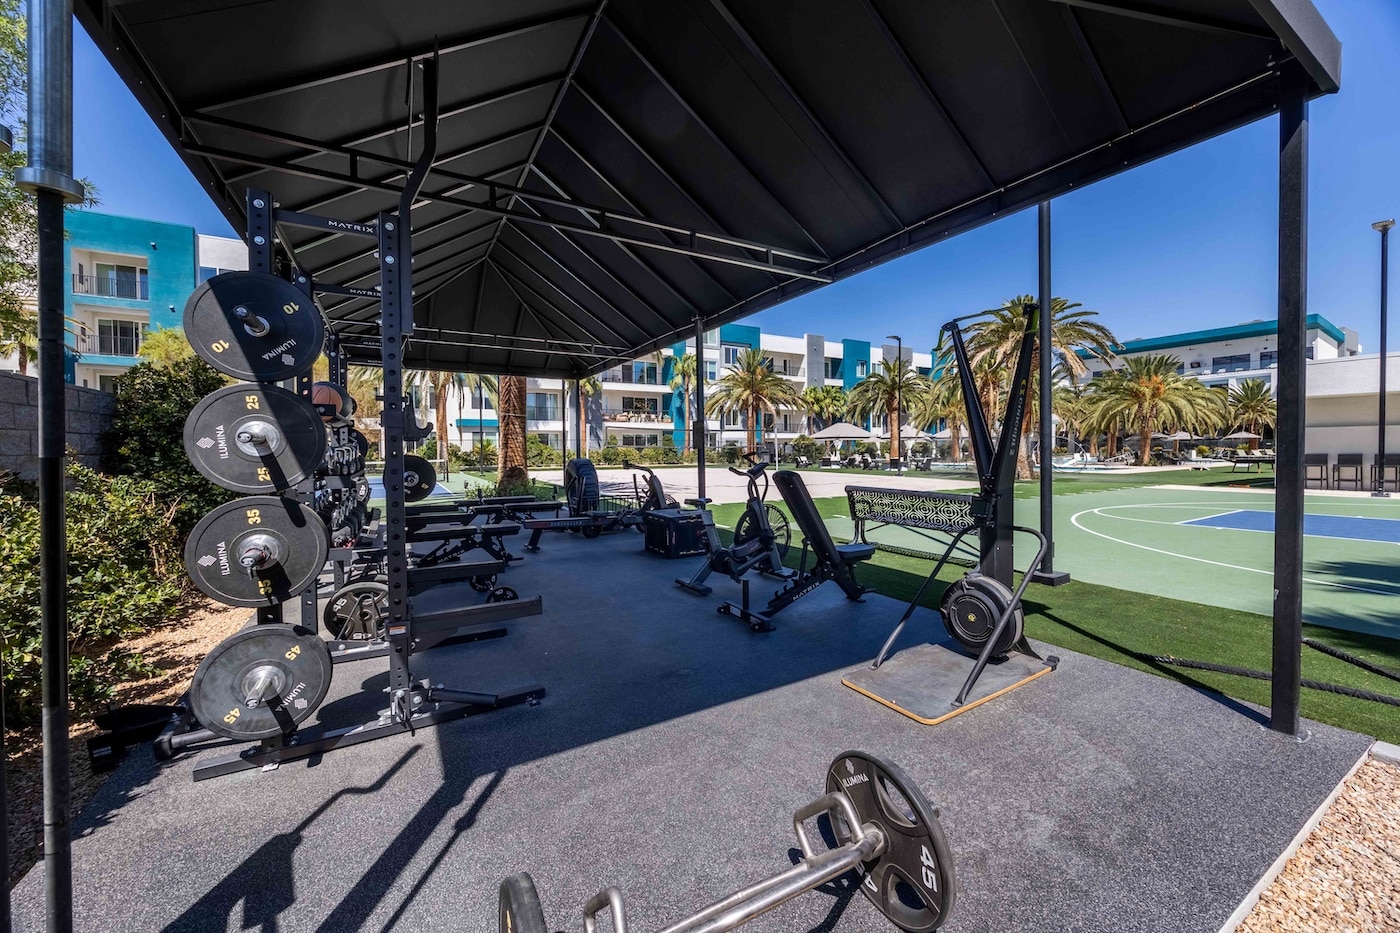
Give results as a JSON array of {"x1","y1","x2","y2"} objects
[
  {"x1": 470, "y1": 574, "x2": 498, "y2": 593},
  {"x1": 190, "y1": 624, "x2": 333, "y2": 742},
  {"x1": 184, "y1": 384, "x2": 327, "y2": 493},
  {"x1": 183, "y1": 271, "x2": 324, "y2": 382},
  {"x1": 353, "y1": 476, "x2": 371, "y2": 503},
  {"x1": 323, "y1": 580, "x2": 387, "y2": 641},
  {"x1": 939, "y1": 574, "x2": 1023, "y2": 656},
  {"x1": 403, "y1": 454, "x2": 436, "y2": 501},
  {"x1": 184, "y1": 496, "x2": 329, "y2": 607},
  {"x1": 349, "y1": 429, "x2": 370, "y2": 458},
  {"x1": 486, "y1": 586, "x2": 518, "y2": 603},
  {"x1": 499, "y1": 872, "x2": 548, "y2": 933},
  {"x1": 826, "y1": 751, "x2": 956, "y2": 933}
]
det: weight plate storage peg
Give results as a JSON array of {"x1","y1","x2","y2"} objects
[
  {"x1": 189, "y1": 624, "x2": 333, "y2": 742},
  {"x1": 403, "y1": 454, "x2": 436, "y2": 501},
  {"x1": 825, "y1": 751, "x2": 956, "y2": 933},
  {"x1": 184, "y1": 384, "x2": 327, "y2": 493},
  {"x1": 184, "y1": 271, "x2": 325, "y2": 382},
  {"x1": 185, "y1": 496, "x2": 330, "y2": 607}
]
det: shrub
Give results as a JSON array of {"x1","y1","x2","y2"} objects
[
  {"x1": 496, "y1": 466, "x2": 532, "y2": 498},
  {"x1": 596, "y1": 445, "x2": 625, "y2": 465},
  {"x1": 0, "y1": 462, "x2": 185, "y2": 721},
  {"x1": 526, "y1": 435, "x2": 561, "y2": 468},
  {"x1": 447, "y1": 443, "x2": 471, "y2": 471},
  {"x1": 418, "y1": 437, "x2": 438, "y2": 460},
  {"x1": 1196, "y1": 445, "x2": 1211, "y2": 458},
  {"x1": 791, "y1": 434, "x2": 821, "y2": 462},
  {"x1": 638, "y1": 446, "x2": 665, "y2": 464},
  {"x1": 103, "y1": 357, "x2": 238, "y2": 536},
  {"x1": 721, "y1": 443, "x2": 741, "y2": 464}
]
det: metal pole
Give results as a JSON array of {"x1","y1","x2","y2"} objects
[
  {"x1": 694, "y1": 317, "x2": 707, "y2": 499},
  {"x1": 896, "y1": 336, "x2": 902, "y2": 474},
  {"x1": 1373, "y1": 220, "x2": 1394, "y2": 497},
  {"x1": 1038, "y1": 202, "x2": 1059, "y2": 576},
  {"x1": 16, "y1": 0, "x2": 86, "y2": 928},
  {"x1": 1270, "y1": 65, "x2": 1308, "y2": 736}
]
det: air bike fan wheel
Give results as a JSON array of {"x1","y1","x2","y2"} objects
[{"x1": 939, "y1": 572, "x2": 1022, "y2": 656}]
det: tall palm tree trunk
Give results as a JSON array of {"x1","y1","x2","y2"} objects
[
  {"x1": 435, "y1": 385, "x2": 449, "y2": 475},
  {"x1": 747, "y1": 403, "x2": 757, "y2": 452},
  {"x1": 499, "y1": 375, "x2": 528, "y2": 489},
  {"x1": 888, "y1": 401, "x2": 900, "y2": 464},
  {"x1": 680, "y1": 378, "x2": 690, "y2": 452},
  {"x1": 578, "y1": 388, "x2": 587, "y2": 456}
]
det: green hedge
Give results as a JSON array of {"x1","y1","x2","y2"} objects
[{"x1": 0, "y1": 462, "x2": 187, "y2": 721}]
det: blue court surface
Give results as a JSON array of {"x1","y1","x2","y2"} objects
[
  {"x1": 1185, "y1": 509, "x2": 1400, "y2": 544},
  {"x1": 367, "y1": 479, "x2": 455, "y2": 499}
]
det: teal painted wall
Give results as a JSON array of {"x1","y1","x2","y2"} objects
[
  {"x1": 719, "y1": 323, "x2": 759, "y2": 348},
  {"x1": 64, "y1": 210, "x2": 198, "y2": 381}
]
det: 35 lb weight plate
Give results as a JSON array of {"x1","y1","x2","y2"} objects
[
  {"x1": 185, "y1": 496, "x2": 329, "y2": 607},
  {"x1": 184, "y1": 271, "x2": 324, "y2": 382},
  {"x1": 403, "y1": 454, "x2": 436, "y2": 501},
  {"x1": 939, "y1": 573, "x2": 1023, "y2": 657},
  {"x1": 825, "y1": 751, "x2": 956, "y2": 932},
  {"x1": 184, "y1": 384, "x2": 327, "y2": 493},
  {"x1": 190, "y1": 624, "x2": 333, "y2": 742}
]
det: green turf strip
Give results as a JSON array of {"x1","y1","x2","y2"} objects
[{"x1": 709, "y1": 496, "x2": 1400, "y2": 744}]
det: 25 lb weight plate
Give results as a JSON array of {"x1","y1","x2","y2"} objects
[
  {"x1": 825, "y1": 751, "x2": 956, "y2": 932},
  {"x1": 184, "y1": 271, "x2": 324, "y2": 382},
  {"x1": 190, "y1": 624, "x2": 333, "y2": 742},
  {"x1": 939, "y1": 573, "x2": 1023, "y2": 657},
  {"x1": 403, "y1": 454, "x2": 436, "y2": 501},
  {"x1": 323, "y1": 580, "x2": 387, "y2": 641},
  {"x1": 184, "y1": 384, "x2": 327, "y2": 493},
  {"x1": 185, "y1": 496, "x2": 329, "y2": 607}
]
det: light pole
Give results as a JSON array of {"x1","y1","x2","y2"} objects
[
  {"x1": 887, "y1": 335, "x2": 902, "y2": 474},
  {"x1": 1375, "y1": 219, "x2": 1394, "y2": 498}
]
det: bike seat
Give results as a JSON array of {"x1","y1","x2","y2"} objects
[{"x1": 685, "y1": 497, "x2": 712, "y2": 508}]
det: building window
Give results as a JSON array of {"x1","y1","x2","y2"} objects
[
  {"x1": 198, "y1": 266, "x2": 240, "y2": 284},
  {"x1": 96, "y1": 319, "x2": 146, "y2": 356},
  {"x1": 631, "y1": 362, "x2": 658, "y2": 384},
  {"x1": 781, "y1": 413, "x2": 791, "y2": 431},
  {"x1": 856, "y1": 360, "x2": 867, "y2": 378},
  {"x1": 1211, "y1": 354, "x2": 1251, "y2": 373},
  {"x1": 705, "y1": 361, "x2": 718, "y2": 381},
  {"x1": 722, "y1": 345, "x2": 743, "y2": 366},
  {"x1": 704, "y1": 329, "x2": 720, "y2": 347},
  {"x1": 75, "y1": 263, "x2": 149, "y2": 300},
  {"x1": 1175, "y1": 363, "x2": 1185, "y2": 375},
  {"x1": 1259, "y1": 350, "x2": 1277, "y2": 368},
  {"x1": 621, "y1": 396, "x2": 659, "y2": 414},
  {"x1": 824, "y1": 357, "x2": 841, "y2": 379},
  {"x1": 1305, "y1": 347, "x2": 1314, "y2": 360},
  {"x1": 97, "y1": 374, "x2": 121, "y2": 393},
  {"x1": 724, "y1": 410, "x2": 742, "y2": 427},
  {"x1": 525, "y1": 392, "x2": 559, "y2": 421},
  {"x1": 620, "y1": 434, "x2": 660, "y2": 448}
]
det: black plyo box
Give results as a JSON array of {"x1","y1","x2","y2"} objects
[{"x1": 643, "y1": 509, "x2": 708, "y2": 558}]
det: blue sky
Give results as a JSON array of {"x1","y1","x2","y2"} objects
[{"x1": 70, "y1": 0, "x2": 1400, "y2": 356}]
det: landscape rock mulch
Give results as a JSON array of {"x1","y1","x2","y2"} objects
[{"x1": 1238, "y1": 756, "x2": 1400, "y2": 933}]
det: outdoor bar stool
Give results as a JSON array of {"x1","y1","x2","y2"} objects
[
  {"x1": 1371, "y1": 453, "x2": 1400, "y2": 492},
  {"x1": 1333, "y1": 453, "x2": 1364, "y2": 490},
  {"x1": 1303, "y1": 453, "x2": 1330, "y2": 489}
]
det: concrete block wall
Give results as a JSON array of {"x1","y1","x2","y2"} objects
[{"x1": 0, "y1": 371, "x2": 115, "y2": 481}]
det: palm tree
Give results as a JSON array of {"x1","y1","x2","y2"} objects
[
  {"x1": 1051, "y1": 379, "x2": 1093, "y2": 457},
  {"x1": 911, "y1": 371, "x2": 966, "y2": 462},
  {"x1": 846, "y1": 358, "x2": 934, "y2": 463},
  {"x1": 1090, "y1": 354, "x2": 1227, "y2": 463},
  {"x1": 1227, "y1": 378, "x2": 1276, "y2": 450},
  {"x1": 0, "y1": 302, "x2": 38, "y2": 375},
  {"x1": 498, "y1": 374, "x2": 529, "y2": 492},
  {"x1": 801, "y1": 385, "x2": 847, "y2": 434},
  {"x1": 966, "y1": 296, "x2": 1117, "y2": 478},
  {"x1": 136, "y1": 326, "x2": 196, "y2": 368},
  {"x1": 705, "y1": 347, "x2": 802, "y2": 452},
  {"x1": 668, "y1": 353, "x2": 697, "y2": 452},
  {"x1": 577, "y1": 375, "x2": 600, "y2": 455},
  {"x1": 407, "y1": 370, "x2": 480, "y2": 467}
]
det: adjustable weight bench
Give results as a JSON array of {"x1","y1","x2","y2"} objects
[
  {"x1": 716, "y1": 470, "x2": 873, "y2": 632},
  {"x1": 406, "y1": 518, "x2": 523, "y2": 566}
]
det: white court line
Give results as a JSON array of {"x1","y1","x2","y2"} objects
[
  {"x1": 1089, "y1": 503, "x2": 1400, "y2": 547},
  {"x1": 1179, "y1": 508, "x2": 1244, "y2": 525},
  {"x1": 1069, "y1": 504, "x2": 1400, "y2": 598}
]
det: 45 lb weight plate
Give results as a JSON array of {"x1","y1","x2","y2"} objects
[
  {"x1": 190, "y1": 624, "x2": 333, "y2": 742},
  {"x1": 184, "y1": 384, "x2": 327, "y2": 493},
  {"x1": 184, "y1": 271, "x2": 324, "y2": 382},
  {"x1": 825, "y1": 751, "x2": 956, "y2": 932},
  {"x1": 185, "y1": 496, "x2": 329, "y2": 607}
]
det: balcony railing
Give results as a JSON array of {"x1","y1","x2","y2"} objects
[
  {"x1": 603, "y1": 409, "x2": 672, "y2": 424},
  {"x1": 600, "y1": 369, "x2": 660, "y2": 385},
  {"x1": 73, "y1": 273, "x2": 148, "y2": 301}
]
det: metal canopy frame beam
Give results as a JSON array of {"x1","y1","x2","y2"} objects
[{"x1": 1048, "y1": 0, "x2": 1278, "y2": 40}]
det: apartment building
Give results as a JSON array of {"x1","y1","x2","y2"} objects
[
  {"x1": 0, "y1": 210, "x2": 249, "y2": 388},
  {"x1": 1077, "y1": 314, "x2": 1360, "y2": 391}
]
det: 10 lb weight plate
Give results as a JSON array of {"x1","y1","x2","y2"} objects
[
  {"x1": 190, "y1": 624, "x2": 333, "y2": 742},
  {"x1": 825, "y1": 751, "x2": 956, "y2": 932},
  {"x1": 403, "y1": 454, "x2": 436, "y2": 501},
  {"x1": 184, "y1": 384, "x2": 327, "y2": 493},
  {"x1": 184, "y1": 271, "x2": 324, "y2": 382},
  {"x1": 185, "y1": 496, "x2": 329, "y2": 607}
]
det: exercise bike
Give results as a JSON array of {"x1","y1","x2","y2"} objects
[{"x1": 677, "y1": 454, "x2": 793, "y2": 598}]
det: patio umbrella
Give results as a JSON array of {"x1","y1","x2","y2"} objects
[
  {"x1": 931, "y1": 428, "x2": 953, "y2": 440},
  {"x1": 1166, "y1": 430, "x2": 1193, "y2": 455},
  {"x1": 1222, "y1": 430, "x2": 1262, "y2": 451},
  {"x1": 874, "y1": 423, "x2": 933, "y2": 441},
  {"x1": 810, "y1": 422, "x2": 873, "y2": 441}
]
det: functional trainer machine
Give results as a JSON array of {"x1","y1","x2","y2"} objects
[
  {"x1": 499, "y1": 751, "x2": 956, "y2": 933},
  {"x1": 843, "y1": 306, "x2": 1057, "y2": 724}
]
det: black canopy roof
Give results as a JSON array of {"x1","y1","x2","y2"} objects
[{"x1": 78, "y1": 0, "x2": 1340, "y2": 377}]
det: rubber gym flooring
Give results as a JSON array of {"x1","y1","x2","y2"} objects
[{"x1": 11, "y1": 529, "x2": 1372, "y2": 932}]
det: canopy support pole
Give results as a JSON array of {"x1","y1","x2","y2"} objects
[
  {"x1": 694, "y1": 317, "x2": 707, "y2": 499},
  {"x1": 1271, "y1": 65, "x2": 1308, "y2": 736},
  {"x1": 1034, "y1": 201, "x2": 1069, "y2": 585}
]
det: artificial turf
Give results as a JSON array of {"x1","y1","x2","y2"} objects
[{"x1": 709, "y1": 495, "x2": 1400, "y2": 744}]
